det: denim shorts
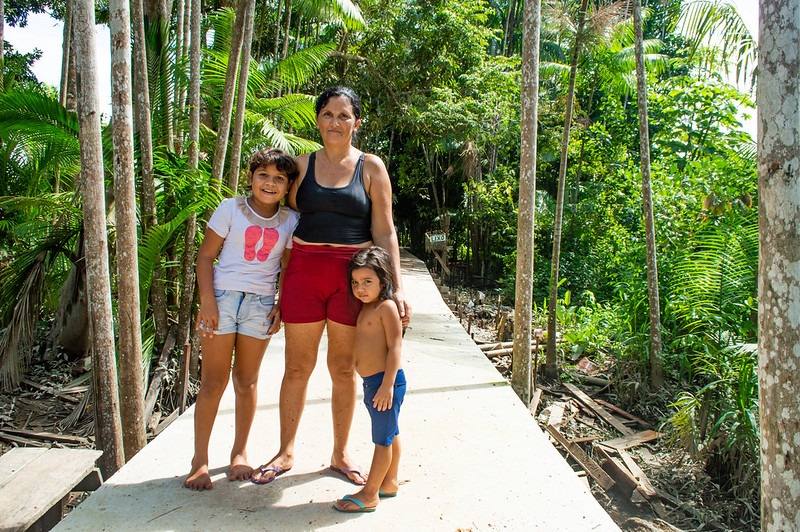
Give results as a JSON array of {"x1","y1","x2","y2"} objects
[{"x1": 213, "y1": 289, "x2": 275, "y2": 339}]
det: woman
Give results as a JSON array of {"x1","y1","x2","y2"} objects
[{"x1": 251, "y1": 86, "x2": 411, "y2": 485}]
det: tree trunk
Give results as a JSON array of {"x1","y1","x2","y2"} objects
[
  {"x1": 545, "y1": 0, "x2": 588, "y2": 380},
  {"x1": 633, "y1": 0, "x2": 663, "y2": 388},
  {"x1": 0, "y1": 0, "x2": 4, "y2": 90},
  {"x1": 226, "y1": 0, "x2": 256, "y2": 193},
  {"x1": 177, "y1": 0, "x2": 203, "y2": 377},
  {"x1": 273, "y1": 0, "x2": 284, "y2": 61},
  {"x1": 281, "y1": 0, "x2": 293, "y2": 60},
  {"x1": 757, "y1": 0, "x2": 800, "y2": 528},
  {"x1": 73, "y1": 0, "x2": 125, "y2": 477},
  {"x1": 211, "y1": 0, "x2": 248, "y2": 191},
  {"x1": 132, "y1": 0, "x2": 168, "y2": 344},
  {"x1": 511, "y1": 0, "x2": 541, "y2": 403},
  {"x1": 59, "y1": 0, "x2": 73, "y2": 109},
  {"x1": 109, "y1": 0, "x2": 147, "y2": 460}
]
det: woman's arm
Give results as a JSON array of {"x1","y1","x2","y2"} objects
[
  {"x1": 195, "y1": 229, "x2": 224, "y2": 337},
  {"x1": 288, "y1": 152, "x2": 310, "y2": 211},
  {"x1": 365, "y1": 154, "x2": 412, "y2": 323}
]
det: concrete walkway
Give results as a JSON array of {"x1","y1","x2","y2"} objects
[{"x1": 56, "y1": 251, "x2": 619, "y2": 531}]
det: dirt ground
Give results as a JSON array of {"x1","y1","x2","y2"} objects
[{"x1": 441, "y1": 282, "x2": 757, "y2": 532}]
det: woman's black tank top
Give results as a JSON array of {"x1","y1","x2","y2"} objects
[{"x1": 293, "y1": 152, "x2": 373, "y2": 244}]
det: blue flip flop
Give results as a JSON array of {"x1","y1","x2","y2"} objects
[
  {"x1": 378, "y1": 489, "x2": 397, "y2": 498},
  {"x1": 334, "y1": 494, "x2": 377, "y2": 513}
]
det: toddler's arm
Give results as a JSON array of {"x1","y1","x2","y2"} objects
[{"x1": 373, "y1": 301, "x2": 404, "y2": 411}]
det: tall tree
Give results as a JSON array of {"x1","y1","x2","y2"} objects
[
  {"x1": 511, "y1": 0, "x2": 541, "y2": 402},
  {"x1": 131, "y1": 0, "x2": 167, "y2": 343},
  {"x1": 226, "y1": 0, "x2": 256, "y2": 193},
  {"x1": 177, "y1": 0, "x2": 202, "y2": 376},
  {"x1": 73, "y1": 0, "x2": 124, "y2": 477},
  {"x1": 633, "y1": 0, "x2": 663, "y2": 388},
  {"x1": 757, "y1": 0, "x2": 800, "y2": 527},
  {"x1": 1, "y1": 0, "x2": 5, "y2": 90},
  {"x1": 109, "y1": 0, "x2": 147, "y2": 460},
  {"x1": 211, "y1": 3, "x2": 247, "y2": 191},
  {"x1": 545, "y1": 0, "x2": 589, "y2": 380}
]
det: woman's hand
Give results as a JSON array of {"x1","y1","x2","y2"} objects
[
  {"x1": 267, "y1": 304, "x2": 282, "y2": 335},
  {"x1": 395, "y1": 290, "x2": 412, "y2": 328}
]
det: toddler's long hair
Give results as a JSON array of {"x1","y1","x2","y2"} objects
[{"x1": 348, "y1": 246, "x2": 395, "y2": 302}]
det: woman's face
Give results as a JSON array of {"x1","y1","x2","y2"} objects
[{"x1": 316, "y1": 95, "x2": 361, "y2": 146}]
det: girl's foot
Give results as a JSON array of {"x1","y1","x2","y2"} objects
[{"x1": 228, "y1": 453, "x2": 254, "y2": 481}]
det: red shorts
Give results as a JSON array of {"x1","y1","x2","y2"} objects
[{"x1": 280, "y1": 242, "x2": 363, "y2": 326}]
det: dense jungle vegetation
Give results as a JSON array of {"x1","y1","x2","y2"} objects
[{"x1": 0, "y1": 0, "x2": 761, "y2": 527}]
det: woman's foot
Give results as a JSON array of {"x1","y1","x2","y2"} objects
[
  {"x1": 228, "y1": 453, "x2": 253, "y2": 481},
  {"x1": 185, "y1": 461, "x2": 212, "y2": 490},
  {"x1": 250, "y1": 453, "x2": 294, "y2": 484}
]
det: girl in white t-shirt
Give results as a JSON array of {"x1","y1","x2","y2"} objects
[{"x1": 185, "y1": 148, "x2": 300, "y2": 491}]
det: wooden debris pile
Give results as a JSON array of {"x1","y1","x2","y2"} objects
[{"x1": 534, "y1": 382, "x2": 672, "y2": 520}]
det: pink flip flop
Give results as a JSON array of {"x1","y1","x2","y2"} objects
[
  {"x1": 251, "y1": 464, "x2": 289, "y2": 485},
  {"x1": 329, "y1": 465, "x2": 367, "y2": 485}
]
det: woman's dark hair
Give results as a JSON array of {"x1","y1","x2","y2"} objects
[
  {"x1": 348, "y1": 246, "x2": 395, "y2": 302},
  {"x1": 315, "y1": 85, "x2": 362, "y2": 120},
  {"x1": 247, "y1": 148, "x2": 300, "y2": 184}
]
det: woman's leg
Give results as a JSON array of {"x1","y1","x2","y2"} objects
[
  {"x1": 326, "y1": 320, "x2": 364, "y2": 484},
  {"x1": 185, "y1": 332, "x2": 236, "y2": 490},
  {"x1": 228, "y1": 334, "x2": 270, "y2": 480},
  {"x1": 251, "y1": 320, "x2": 325, "y2": 482}
]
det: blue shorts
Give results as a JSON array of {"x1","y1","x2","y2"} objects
[
  {"x1": 363, "y1": 369, "x2": 407, "y2": 447},
  {"x1": 213, "y1": 289, "x2": 275, "y2": 340}
]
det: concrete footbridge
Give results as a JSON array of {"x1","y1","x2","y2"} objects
[{"x1": 55, "y1": 251, "x2": 619, "y2": 531}]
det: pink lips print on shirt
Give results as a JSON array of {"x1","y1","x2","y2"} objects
[{"x1": 243, "y1": 226, "x2": 279, "y2": 262}]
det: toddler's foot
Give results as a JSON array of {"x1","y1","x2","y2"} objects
[
  {"x1": 379, "y1": 479, "x2": 399, "y2": 497},
  {"x1": 228, "y1": 453, "x2": 253, "y2": 481},
  {"x1": 333, "y1": 490, "x2": 379, "y2": 512},
  {"x1": 185, "y1": 462, "x2": 212, "y2": 491}
]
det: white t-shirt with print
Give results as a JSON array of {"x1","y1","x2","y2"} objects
[{"x1": 207, "y1": 197, "x2": 299, "y2": 297}]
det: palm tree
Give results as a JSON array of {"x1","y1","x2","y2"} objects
[
  {"x1": 633, "y1": 0, "x2": 663, "y2": 388},
  {"x1": 544, "y1": 0, "x2": 589, "y2": 380},
  {"x1": 109, "y1": 0, "x2": 147, "y2": 460},
  {"x1": 511, "y1": 0, "x2": 541, "y2": 402},
  {"x1": 757, "y1": 0, "x2": 800, "y2": 526},
  {"x1": 74, "y1": 0, "x2": 124, "y2": 477}
]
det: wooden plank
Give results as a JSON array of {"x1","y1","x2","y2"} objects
[
  {"x1": 546, "y1": 424, "x2": 616, "y2": 491},
  {"x1": 528, "y1": 388, "x2": 542, "y2": 415},
  {"x1": 0, "y1": 448, "x2": 47, "y2": 485},
  {"x1": 547, "y1": 402, "x2": 566, "y2": 428},
  {"x1": 618, "y1": 450, "x2": 659, "y2": 499},
  {"x1": 0, "y1": 431, "x2": 44, "y2": 447},
  {"x1": 563, "y1": 383, "x2": 634, "y2": 436},
  {"x1": 600, "y1": 430, "x2": 661, "y2": 451},
  {"x1": 0, "y1": 448, "x2": 103, "y2": 532},
  {"x1": 595, "y1": 398, "x2": 650, "y2": 428},
  {"x1": 595, "y1": 445, "x2": 638, "y2": 497},
  {"x1": 1, "y1": 427, "x2": 90, "y2": 445}
]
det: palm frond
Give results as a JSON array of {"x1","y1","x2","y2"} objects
[
  {"x1": 0, "y1": 252, "x2": 46, "y2": 390},
  {"x1": 677, "y1": 0, "x2": 758, "y2": 85},
  {"x1": 294, "y1": 0, "x2": 366, "y2": 32}
]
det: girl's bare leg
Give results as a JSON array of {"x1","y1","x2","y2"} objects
[
  {"x1": 185, "y1": 333, "x2": 236, "y2": 490},
  {"x1": 228, "y1": 334, "x2": 270, "y2": 480}
]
